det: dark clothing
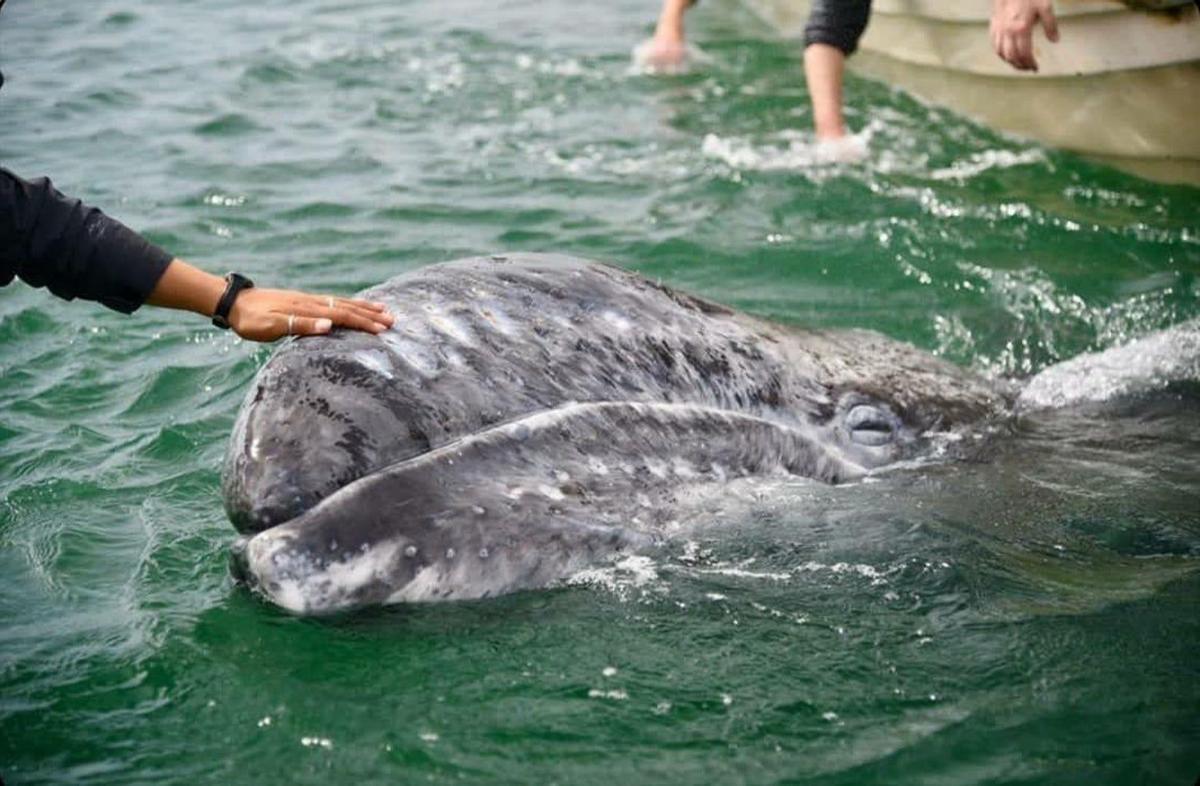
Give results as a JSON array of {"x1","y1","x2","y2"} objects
[
  {"x1": 1, "y1": 167, "x2": 172, "y2": 313},
  {"x1": 805, "y1": 0, "x2": 872, "y2": 56}
]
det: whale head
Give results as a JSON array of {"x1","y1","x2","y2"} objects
[{"x1": 784, "y1": 327, "x2": 1011, "y2": 470}]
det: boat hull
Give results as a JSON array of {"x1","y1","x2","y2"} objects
[{"x1": 740, "y1": 0, "x2": 1200, "y2": 184}]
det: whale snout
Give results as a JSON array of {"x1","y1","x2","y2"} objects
[
  {"x1": 225, "y1": 470, "x2": 323, "y2": 534},
  {"x1": 228, "y1": 520, "x2": 424, "y2": 614}
]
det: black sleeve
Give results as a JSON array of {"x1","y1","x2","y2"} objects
[
  {"x1": 0, "y1": 167, "x2": 173, "y2": 314},
  {"x1": 804, "y1": 0, "x2": 872, "y2": 56}
]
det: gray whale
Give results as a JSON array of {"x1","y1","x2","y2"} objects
[{"x1": 222, "y1": 253, "x2": 1017, "y2": 613}]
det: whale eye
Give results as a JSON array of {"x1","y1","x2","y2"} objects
[{"x1": 845, "y1": 404, "x2": 896, "y2": 447}]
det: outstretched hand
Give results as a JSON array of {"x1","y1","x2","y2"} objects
[
  {"x1": 145, "y1": 258, "x2": 395, "y2": 342},
  {"x1": 990, "y1": 0, "x2": 1060, "y2": 72},
  {"x1": 228, "y1": 288, "x2": 394, "y2": 342}
]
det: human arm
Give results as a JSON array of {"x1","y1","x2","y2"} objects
[
  {"x1": 990, "y1": 0, "x2": 1060, "y2": 72},
  {"x1": 1, "y1": 166, "x2": 172, "y2": 313},
  {"x1": 1, "y1": 167, "x2": 393, "y2": 341}
]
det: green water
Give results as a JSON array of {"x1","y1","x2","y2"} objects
[{"x1": 2, "y1": 1, "x2": 1198, "y2": 783}]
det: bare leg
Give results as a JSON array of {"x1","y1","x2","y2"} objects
[
  {"x1": 803, "y1": 43, "x2": 847, "y2": 140},
  {"x1": 639, "y1": 0, "x2": 692, "y2": 69}
]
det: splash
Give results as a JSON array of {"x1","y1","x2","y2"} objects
[
  {"x1": 564, "y1": 554, "x2": 665, "y2": 601},
  {"x1": 700, "y1": 130, "x2": 869, "y2": 171},
  {"x1": 1018, "y1": 318, "x2": 1200, "y2": 410},
  {"x1": 629, "y1": 39, "x2": 713, "y2": 76}
]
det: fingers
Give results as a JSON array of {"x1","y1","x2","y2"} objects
[
  {"x1": 991, "y1": 0, "x2": 1058, "y2": 72},
  {"x1": 996, "y1": 29, "x2": 1036, "y2": 71},
  {"x1": 1014, "y1": 30, "x2": 1036, "y2": 71},
  {"x1": 321, "y1": 304, "x2": 393, "y2": 335},
  {"x1": 286, "y1": 314, "x2": 334, "y2": 337},
  {"x1": 226, "y1": 288, "x2": 395, "y2": 342},
  {"x1": 1040, "y1": 6, "x2": 1060, "y2": 43},
  {"x1": 290, "y1": 294, "x2": 395, "y2": 333}
]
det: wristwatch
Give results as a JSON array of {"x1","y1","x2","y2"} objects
[{"x1": 212, "y1": 272, "x2": 255, "y2": 330}]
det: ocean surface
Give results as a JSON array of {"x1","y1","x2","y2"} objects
[{"x1": 1, "y1": 0, "x2": 1198, "y2": 783}]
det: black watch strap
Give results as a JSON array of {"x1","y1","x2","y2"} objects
[{"x1": 212, "y1": 272, "x2": 255, "y2": 330}]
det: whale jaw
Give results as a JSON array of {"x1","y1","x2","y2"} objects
[{"x1": 229, "y1": 401, "x2": 863, "y2": 613}]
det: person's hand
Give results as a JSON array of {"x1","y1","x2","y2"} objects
[
  {"x1": 228, "y1": 288, "x2": 394, "y2": 342},
  {"x1": 639, "y1": 28, "x2": 688, "y2": 71},
  {"x1": 990, "y1": 0, "x2": 1059, "y2": 72}
]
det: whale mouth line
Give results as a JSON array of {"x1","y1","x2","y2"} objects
[
  {"x1": 391, "y1": 399, "x2": 862, "y2": 471},
  {"x1": 270, "y1": 399, "x2": 870, "y2": 526}
]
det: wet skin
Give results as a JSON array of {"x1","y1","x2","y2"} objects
[{"x1": 224, "y1": 254, "x2": 1010, "y2": 612}]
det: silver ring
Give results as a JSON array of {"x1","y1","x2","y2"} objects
[
  {"x1": 287, "y1": 314, "x2": 295, "y2": 335},
  {"x1": 327, "y1": 296, "x2": 335, "y2": 309}
]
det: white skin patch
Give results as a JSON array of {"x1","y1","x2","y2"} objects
[
  {"x1": 353, "y1": 350, "x2": 395, "y2": 379},
  {"x1": 423, "y1": 304, "x2": 477, "y2": 347},
  {"x1": 387, "y1": 563, "x2": 451, "y2": 603},
  {"x1": 671, "y1": 458, "x2": 697, "y2": 479},
  {"x1": 644, "y1": 460, "x2": 668, "y2": 480},
  {"x1": 477, "y1": 303, "x2": 518, "y2": 337},
  {"x1": 602, "y1": 310, "x2": 633, "y2": 332},
  {"x1": 247, "y1": 534, "x2": 405, "y2": 613},
  {"x1": 538, "y1": 484, "x2": 566, "y2": 501},
  {"x1": 386, "y1": 547, "x2": 531, "y2": 603},
  {"x1": 379, "y1": 333, "x2": 438, "y2": 377}
]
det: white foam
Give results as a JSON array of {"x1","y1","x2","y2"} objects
[
  {"x1": 693, "y1": 565, "x2": 792, "y2": 582},
  {"x1": 794, "y1": 561, "x2": 889, "y2": 585},
  {"x1": 930, "y1": 148, "x2": 1046, "y2": 181},
  {"x1": 629, "y1": 39, "x2": 712, "y2": 76},
  {"x1": 701, "y1": 131, "x2": 869, "y2": 171},
  {"x1": 565, "y1": 554, "x2": 662, "y2": 598}
]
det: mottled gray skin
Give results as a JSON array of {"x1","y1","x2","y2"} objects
[{"x1": 224, "y1": 253, "x2": 1009, "y2": 613}]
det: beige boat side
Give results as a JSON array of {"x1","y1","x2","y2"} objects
[{"x1": 739, "y1": 0, "x2": 1200, "y2": 184}]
